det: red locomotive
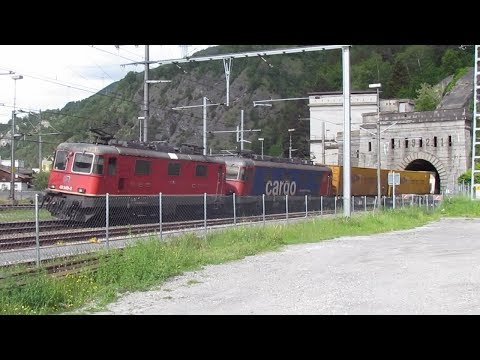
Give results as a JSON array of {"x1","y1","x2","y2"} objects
[{"x1": 43, "y1": 134, "x2": 226, "y2": 222}]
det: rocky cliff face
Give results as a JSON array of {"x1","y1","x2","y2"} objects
[{"x1": 437, "y1": 67, "x2": 474, "y2": 110}]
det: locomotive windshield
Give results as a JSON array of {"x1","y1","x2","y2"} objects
[
  {"x1": 226, "y1": 164, "x2": 240, "y2": 180},
  {"x1": 53, "y1": 150, "x2": 68, "y2": 170},
  {"x1": 72, "y1": 152, "x2": 94, "y2": 173}
]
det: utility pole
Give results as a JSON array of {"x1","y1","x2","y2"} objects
[
  {"x1": 10, "y1": 74, "x2": 23, "y2": 203},
  {"x1": 369, "y1": 83, "x2": 382, "y2": 209},
  {"x1": 203, "y1": 96, "x2": 207, "y2": 155},
  {"x1": 288, "y1": 128, "x2": 296, "y2": 159},
  {"x1": 321, "y1": 121, "x2": 325, "y2": 164},
  {"x1": 224, "y1": 58, "x2": 232, "y2": 106},
  {"x1": 240, "y1": 110, "x2": 244, "y2": 151},
  {"x1": 342, "y1": 46, "x2": 351, "y2": 217},
  {"x1": 38, "y1": 110, "x2": 42, "y2": 171},
  {"x1": 143, "y1": 45, "x2": 149, "y2": 142}
]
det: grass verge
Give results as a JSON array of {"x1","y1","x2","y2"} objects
[{"x1": 0, "y1": 196, "x2": 478, "y2": 314}]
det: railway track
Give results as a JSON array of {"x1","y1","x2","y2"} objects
[
  {"x1": 0, "y1": 210, "x2": 332, "y2": 251},
  {"x1": 0, "y1": 204, "x2": 35, "y2": 211},
  {"x1": 0, "y1": 220, "x2": 79, "y2": 234}
]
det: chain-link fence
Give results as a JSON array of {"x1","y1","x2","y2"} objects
[{"x1": 0, "y1": 193, "x2": 443, "y2": 268}]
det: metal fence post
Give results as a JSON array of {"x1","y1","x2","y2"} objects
[
  {"x1": 426, "y1": 194, "x2": 429, "y2": 210},
  {"x1": 402, "y1": 196, "x2": 404, "y2": 208},
  {"x1": 352, "y1": 195, "x2": 354, "y2": 213},
  {"x1": 204, "y1": 193, "x2": 207, "y2": 237},
  {"x1": 364, "y1": 195, "x2": 367, "y2": 212},
  {"x1": 159, "y1": 193, "x2": 163, "y2": 242},
  {"x1": 286, "y1": 194, "x2": 289, "y2": 223},
  {"x1": 305, "y1": 194, "x2": 308, "y2": 218},
  {"x1": 262, "y1": 194, "x2": 265, "y2": 226},
  {"x1": 34, "y1": 193, "x2": 40, "y2": 268},
  {"x1": 383, "y1": 196, "x2": 386, "y2": 209},
  {"x1": 233, "y1": 192, "x2": 236, "y2": 226},
  {"x1": 334, "y1": 196, "x2": 337, "y2": 215},
  {"x1": 106, "y1": 193, "x2": 109, "y2": 249},
  {"x1": 321, "y1": 196, "x2": 323, "y2": 216}
]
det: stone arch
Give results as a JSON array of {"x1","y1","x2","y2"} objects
[{"x1": 396, "y1": 152, "x2": 447, "y2": 194}]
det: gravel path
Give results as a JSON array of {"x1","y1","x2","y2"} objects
[{"x1": 92, "y1": 218, "x2": 480, "y2": 315}]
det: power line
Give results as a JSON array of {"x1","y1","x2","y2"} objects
[
  {"x1": 89, "y1": 45, "x2": 139, "y2": 62},
  {"x1": 114, "y1": 46, "x2": 144, "y2": 60}
]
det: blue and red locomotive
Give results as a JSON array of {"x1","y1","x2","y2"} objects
[
  {"x1": 222, "y1": 154, "x2": 332, "y2": 197},
  {"x1": 220, "y1": 153, "x2": 333, "y2": 215}
]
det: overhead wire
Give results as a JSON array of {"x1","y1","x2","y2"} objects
[{"x1": 89, "y1": 45, "x2": 139, "y2": 63}]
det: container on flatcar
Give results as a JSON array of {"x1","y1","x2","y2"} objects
[{"x1": 327, "y1": 165, "x2": 436, "y2": 196}]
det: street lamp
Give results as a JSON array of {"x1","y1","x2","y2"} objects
[
  {"x1": 369, "y1": 83, "x2": 382, "y2": 209},
  {"x1": 10, "y1": 74, "x2": 23, "y2": 203},
  {"x1": 258, "y1": 137, "x2": 264, "y2": 159},
  {"x1": 288, "y1": 128, "x2": 296, "y2": 159}
]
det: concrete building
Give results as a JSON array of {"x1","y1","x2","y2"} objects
[{"x1": 308, "y1": 69, "x2": 474, "y2": 194}]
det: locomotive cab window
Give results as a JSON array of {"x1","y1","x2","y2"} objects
[
  {"x1": 195, "y1": 164, "x2": 207, "y2": 177},
  {"x1": 72, "y1": 152, "x2": 94, "y2": 174},
  {"x1": 135, "y1": 160, "x2": 151, "y2": 175},
  {"x1": 239, "y1": 167, "x2": 246, "y2": 181},
  {"x1": 93, "y1": 155, "x2": 104, "y2": 175},
  {"x1": 226, "y1": 164, "x2": 240, "y2": 180},
  {"x1": 53, "y1": 150, "x2": 68, "y2": 171}
]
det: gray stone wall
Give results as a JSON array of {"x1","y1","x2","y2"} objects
[{"x1": 355, "y1": 108, "x2": 472, "y2": 192}]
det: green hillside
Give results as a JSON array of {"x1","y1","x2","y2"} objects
[{"x1": 1, "y1": 45, "x2": 474, "y2": 168}]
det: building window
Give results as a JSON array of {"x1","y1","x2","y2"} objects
[{"x1": 391, "y1": 139, "x2": 395, "y2": 149}]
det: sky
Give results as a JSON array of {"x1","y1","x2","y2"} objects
[{"x1": 0, "y1": 45, "x2": 214, "y2": 124}]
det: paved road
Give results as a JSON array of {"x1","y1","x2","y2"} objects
[{"x1": 94, "y1": 218, "x2": 480, "y2": 315}]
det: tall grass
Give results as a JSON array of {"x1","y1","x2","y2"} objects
[
  {"x1": 438, "y1": 195, "x2": 480, "y2": 217},
  {"x1": 0, "y1": 196, "x2": 476, "y2": 315}
]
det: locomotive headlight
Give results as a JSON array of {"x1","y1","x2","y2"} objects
[
  {"x1": 49, "y1": 185, "x2": 55, "y2": 189},
  {"x1": 78, "y1": 188, "x2": 86, "y2": 193}
]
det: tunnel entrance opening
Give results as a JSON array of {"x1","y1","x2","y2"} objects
[{"x1": 405, "y1": 159, "x2": 440, "y2": 194}]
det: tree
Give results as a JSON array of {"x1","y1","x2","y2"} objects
[
  {"x1": 458, "y1": 164, "x2": 480, "y2": 185},
  {"x1": 32, "y1": 171, "x2": 50, "y2": 191},
  {"x1": 414, "y1": 83, "x2": 442, "y2": 111}
]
